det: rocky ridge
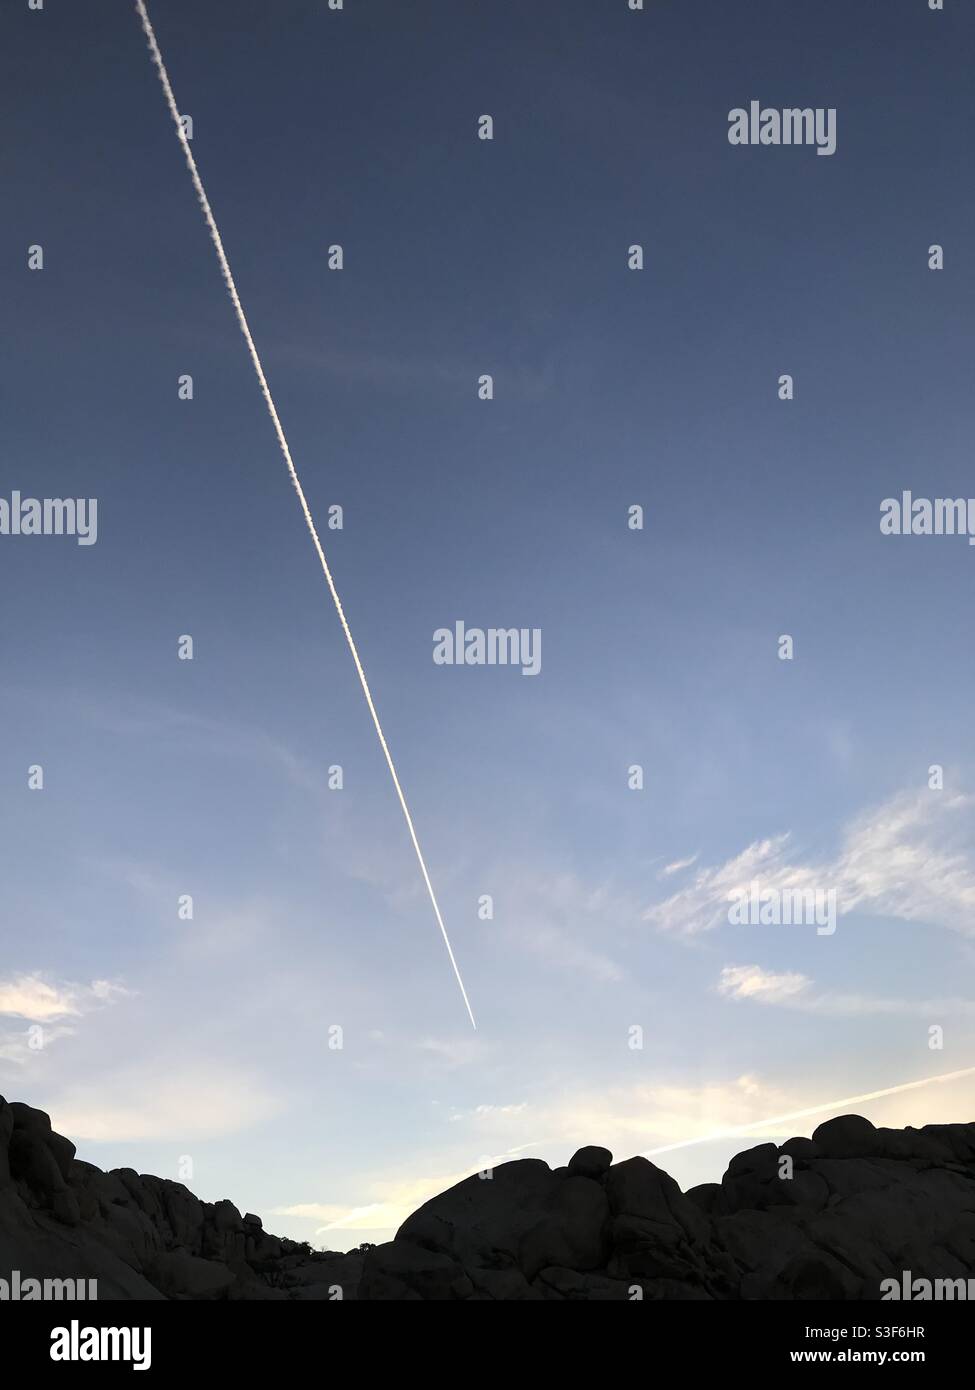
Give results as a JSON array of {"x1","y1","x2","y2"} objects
[{"x1": 2, "y1": 1097, "x2": 974, "y2": 1300}]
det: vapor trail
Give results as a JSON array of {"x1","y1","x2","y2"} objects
[
  {"x1": 642, "y1": 1063, "x2": 975, "y2": 1157},
  {"x1": 134, "y1": 1, "x2": 476, "y2": 1030}
]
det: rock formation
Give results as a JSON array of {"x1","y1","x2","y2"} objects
[{"x1": 2, "y1": 1096, "x2": 974, "y2": 1299}]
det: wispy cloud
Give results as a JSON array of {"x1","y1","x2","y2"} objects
[
  {"x1": 449, "y1": 1102, "x2": 528, "y2": 1122},
  {"x1": 0, "y1": 973, "x2": 128, "y2": 1023},
  {"x1": 659, "y1": 854, "x2": 699, "y2": 879},
  {"x1": 270, "y1": 1202, "x2": 352, "y2": 1224},
  {"x1": 0, "y1": 972, "x2": 119, "y2": 1069},
  {"x1": 717, "y1": 963, "x2": 975, "y2": 1018},
  {"x1": 717, "y1": 964, "x2": 810, "y2": 1005},
  {"x1": 644, "y1": 790, "x2": 975, "y2": 936}
]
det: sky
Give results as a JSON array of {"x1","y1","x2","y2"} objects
[{"x1": 2, "y1": 0, "x2": 975, "y2": 1251}]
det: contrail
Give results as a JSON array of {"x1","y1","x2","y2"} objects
[
  {"x1": 642, "y1": 1063, "x2": 975, "y2": 1157},
  {"x1": 134, "y1": 1, "x2": 476, "y2": 1030}
]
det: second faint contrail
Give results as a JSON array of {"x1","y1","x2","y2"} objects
[
  {"x1": 134, "y1": 0, "x2": 476, "y2": 1030},
  {"x1": 642, "y1": 1063, "x2": 975, "y2": 1157}
]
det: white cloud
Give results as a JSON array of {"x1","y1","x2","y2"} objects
[
  {"x1": 717, "y1": 963, "x2": 975, "y2": 1018},
  {"x1": 316, "y1": 1203, "x2": 400, "y2": 1233},
  {"x1": 270, "y1": 1202, "x2": 356, "y2": 1224},
  {"x1": 644, "y1": 790, "x2": 975, "y2": 936},
  {"x1": 718, "y1": 964, "x2": 810, "y2": 1004},
  {"x1": 0, "y1": 974, "x2": 102, "y2": 1068},
  {"x1": 449, "y1": 1102, "x2": 528, "y2": 1122},
  {"x1": 659, "y1": 854, "x2": 699, "y2": 878},
  {"x1": 0, "y1": 973, "x2": 128, "y2": 1023}
]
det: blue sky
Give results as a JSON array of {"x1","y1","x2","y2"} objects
[{"x1": 3, "y1": 0, "x2": 975, "y2": 1249}]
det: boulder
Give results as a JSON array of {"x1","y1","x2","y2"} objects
[
  {"x1": 811, "y1": 1114, "x2": 878, "y2": 1159},
  {"x1": 397, "y1": 1158, "x2": 559, "y2": 1271},
  {"x1": 567, "y1": 1146, "x2": 613, "y2": 1181},
  {"x1": 605, "y1": 1157, "x2": 709, "y2": 1246}
]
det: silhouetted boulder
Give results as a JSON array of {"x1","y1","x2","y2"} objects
[
  {"x1": 567, "y1": 1146, "x2": 613, "y2": 1180},
  {"x1": 812, "y1": 1113, "x2": 877, "y2": 1158}
]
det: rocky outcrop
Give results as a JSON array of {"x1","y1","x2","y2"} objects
[
  {"x1": 0, "y1": 1096, "x2": 363, "y2": 1300},
  {"x1": 2, "y1": 1095, "x2": 974, "y2": 1300}
]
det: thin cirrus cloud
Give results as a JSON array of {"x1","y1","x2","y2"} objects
[
  {"x1": 0, "y1": 973, "x2": 128, "y2": 1023},
  {"x1": 717, "y1": 964, "x2": 975, "y2": 1018},
  {"x1": 718, "y1": 964, "x2": 810, "y2": 1005},
  {"x1": 0, "y1": 975, "x2": 129, "y2": 1071},
  {"x1": 658, "y1": 854, "x2": 700, "y2": 879},
  {"x1": 643, "y1": 789, "x2": 975, "y2": 936},
  {"x1": 449, "y1": 1102, "x2": 529, "y2": 1122}
]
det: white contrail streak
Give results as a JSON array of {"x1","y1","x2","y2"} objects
[
  {"x1": 642, "y1": 1063, "x2": 975, "y2": 1157},
  {"x1": 134, "y1": 0, "x2": 476, "y2": 1030}
]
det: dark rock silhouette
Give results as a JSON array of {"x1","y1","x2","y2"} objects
[{"x1": 2, "y1": 1095, "x2": 974, "y2": 1299}]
